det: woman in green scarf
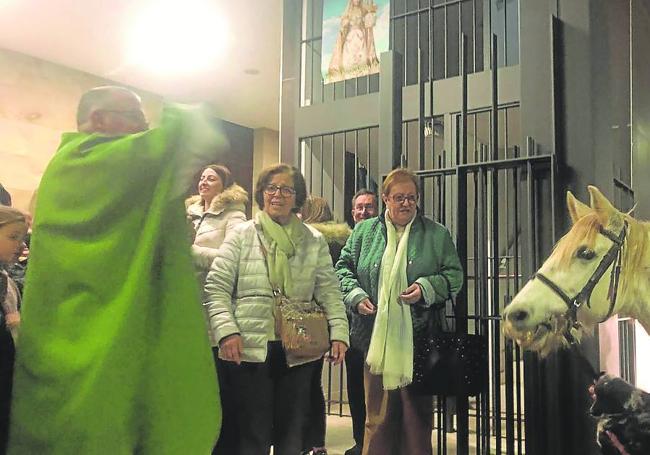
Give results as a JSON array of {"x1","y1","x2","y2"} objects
[
  {"x1": 204, "y1": 164, "x2": 349, "y2": 455},
  {"x1": 336, "y1": 168, "x2": 464, "y2": 455}
]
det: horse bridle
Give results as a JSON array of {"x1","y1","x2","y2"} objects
[{"x1": 532, "y1": 221, "x2": 628, "y2": 344}]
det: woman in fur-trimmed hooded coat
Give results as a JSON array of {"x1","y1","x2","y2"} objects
[
  {"x1": 186, "y1": 165, "x2": 248, "y2": 455},
  {"x1": 186, "y1": 167, "x2": 248, "y2": 282},
  {"x1": 186, "y1": 165, "x2": 248, "y2": 345}
]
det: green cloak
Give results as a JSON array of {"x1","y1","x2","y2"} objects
[{"x1": 9, "y1": 107, "x2": 221, "y2": 454}]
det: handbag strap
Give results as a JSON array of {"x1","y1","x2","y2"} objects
[{"x1": 256, "y1": 231, "x2": 283, "y2": 300}]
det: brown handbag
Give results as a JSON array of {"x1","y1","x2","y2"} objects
[{"x1": 258, "y1": 234, "x2": 330, "y2": 367}]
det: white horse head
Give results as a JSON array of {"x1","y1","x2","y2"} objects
[{"x1": 502, "y1": 186, "x2": 650, "y2": 356}]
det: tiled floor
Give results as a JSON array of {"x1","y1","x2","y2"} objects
[
  {"x1": 322, "y1": 415, "x2": 462, "y2": 455},
  {"x1": 323, "y1": 415, "x2": 355, "y2": 455}
]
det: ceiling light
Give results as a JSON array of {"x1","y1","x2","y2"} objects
[{"x1": 127, "y1": 0, "x2": 229, "y2": 74}]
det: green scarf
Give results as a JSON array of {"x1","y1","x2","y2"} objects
[
  {"x1": 10, "y1": 106, "x2": 220, "y2": 454},
  {"x1": 257, "y1": 211, "x2": 303, "y2": 296},
  {"x1": 366, "y1": 211, "x2": 415, "y2": 390}
]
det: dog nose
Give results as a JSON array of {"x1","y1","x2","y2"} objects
[{"x1": 507, "y1": 309, "x2": 529, "y2": 323}]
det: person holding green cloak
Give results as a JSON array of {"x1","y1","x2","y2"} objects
[{"x1": 9, "y1": 86, "x2": 222, "y2": 454}]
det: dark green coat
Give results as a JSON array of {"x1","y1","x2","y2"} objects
[{"x1": 335, "y1": 213, "x2": 464, "y2": 352}]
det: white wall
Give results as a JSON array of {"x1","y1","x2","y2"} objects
[
  {"x1": 252, "y1": 128, "x2": 280, "y2": 213},
  {"x1": 635, "y1": 322, "x2": 650, "y2": 390},
  {"x1": 0, "y1": 48, "x2": 163, "y2": 212}
]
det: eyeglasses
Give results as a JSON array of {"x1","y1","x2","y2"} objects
[
  {"x1": 390, "y1": 194, "x2": 418, "y2": 204},
  {"x1": 264, "y1": 184, "x2": 296, "y2": 197}
]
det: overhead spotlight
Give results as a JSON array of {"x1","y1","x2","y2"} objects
[{"x1": 127, "y1": 0, "x2": 229, "y2": 74}]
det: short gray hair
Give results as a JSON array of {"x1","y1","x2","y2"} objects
[{"x1": 76, "y1": 86, "x2": 140, "y2": 127}]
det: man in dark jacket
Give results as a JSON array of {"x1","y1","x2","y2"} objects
[{"x1": 344, "y1": 189, "x2": 378, "y2": 455}]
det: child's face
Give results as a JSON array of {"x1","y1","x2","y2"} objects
[{"x1": 0, "y1": 222, "x2": 27, "y2": 264}]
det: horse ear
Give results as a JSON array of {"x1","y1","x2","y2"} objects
[
  {"x1": 588, "y1": 185, "x2": 621, "y2": 225},
  {"x1": 567, "y1": 191, "x2": 591, "y2": 224}
]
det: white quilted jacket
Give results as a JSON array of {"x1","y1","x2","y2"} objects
[{"x1": 203, "y1": 217, "x2": 350, "y2": 363}]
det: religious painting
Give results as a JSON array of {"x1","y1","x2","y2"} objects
[{"x1": 321, "y1": 0, "x2": 390, "y2": 84}]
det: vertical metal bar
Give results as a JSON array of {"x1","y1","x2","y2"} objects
[
  {"x1": 419, "y1": 47, "x2": 426, "y2": 210},
  {"x1": 417, "y1": 8, "x2": 421, "y2": 88},
  {"x1": 512, "y1": 145, "x2": 523, "y2": 455},
  {"x1": 461, "y1": 35, "x2": 468, "y2": 166},
  {"x1": 456, "y1": 32, "x2": 469, "y2": 455},
  {"x1": 305, "y1": 137, "x2": 314, "y2": 192},
  {"x1": 550, "y1": 154, "x2": 557, "y2": 242},
  {"x1": 429, "y1": 2, "x2": 433, "y2": 84},
  {"x1": 321, "y1": 135, "x2": 325, "y2": 196},
  {"x1": 502, "y1": 0, "x2": 508, "y2": 66},
  {"x1": 504, "y1": 298, "x2": 515, "y2": 455},
  {"x1": 523, "y1": 136, "x2": 539, "y2": 455},
  {"x1": 472, "y1": 0, "x2": 477, "y2": 71},
  {"x1": 400, "y1": 4, "x2": 409, "y2": 86},
  {"x1": 471, "y1": 151, "x2": 486, "y2": 452},
  {"x1": 438, "y1": 155, "x2": 443, "y2": 224},
  {"x1": 444, "y1": 5, "x2": 449, "y2": 79},
  {"x1": 478, "y1": 144, "x2": 490, "y2": 455},
  {"x1": 355, "y1": 130, "x2": 360, "y2": 191},
  {"x1": 404, "y1": 122, "x2": 409, "y2": 167},
  {"x1": 490, "y1": 32, "x2": 503, "y2": 455},
  {"x1": 366, "y1": 128, "x2": 371, "y2": 189},
  {"x1": 524, "y1": 137, "x2": 536, "y2": 451},
  {"x1": 441, "y1": 152, "x2": 446, "y2": 223},
  {"x1": 491, "y1": 34, "x2": 499, "y2": 162},
  {"x1": 502, "y1": 144, "x2": 514, "y2": 455}
]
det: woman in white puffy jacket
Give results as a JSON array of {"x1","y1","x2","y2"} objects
[{"x1": 204, "y1": 164, "x2": 349, "y2": 455}]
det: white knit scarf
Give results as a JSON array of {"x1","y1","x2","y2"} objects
[{"x1": 366, "y1": 212, "x2": 415, "y2": 390}]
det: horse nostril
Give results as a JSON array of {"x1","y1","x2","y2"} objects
[{"x1": 509, "y1": 310, "x2": 529, "y2": 323}]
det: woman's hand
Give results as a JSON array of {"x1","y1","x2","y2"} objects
[
  {"x1": 357, "y1": 298, "x2": 376, "y2": 315},
  {"x1": 328, "y1": 341, "x2": 348, "y2": 365},
  {"x1": 400, "y1": 283, "x2": 422, "y2": 305},
  {"x1": 219, "y1": 334, "x2": 243, "y2": 365}
]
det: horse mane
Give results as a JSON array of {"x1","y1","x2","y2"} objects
[{"x1": 548, "y1": 212, "x2": 648, "y2": 297}]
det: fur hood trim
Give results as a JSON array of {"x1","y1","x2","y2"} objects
[
  {"x1": 309, "y1": 222, "x2": 351, "y2": 246},
  {"x1": 186, "y1": 184, "x2": 248, "y2": 216}
]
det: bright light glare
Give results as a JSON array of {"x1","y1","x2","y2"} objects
[{"x1": 128, "y1": 0, "x2": 229, "y2": 74}]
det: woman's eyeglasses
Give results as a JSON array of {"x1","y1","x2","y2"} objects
[
  {"x1": 390, "y1": 194, "x2": 418, "y2": 204},
  {"x1": 264, "y1": 184, "x2": 296, "y2": 197}
]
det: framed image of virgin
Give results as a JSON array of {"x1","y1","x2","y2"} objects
[{"x1": 322, "y1": 0, "x2": 390, "y2": 84}]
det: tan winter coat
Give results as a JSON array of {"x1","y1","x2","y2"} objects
[{"x1": 186, "y1": 184, "x2": 248, "y2": 276}]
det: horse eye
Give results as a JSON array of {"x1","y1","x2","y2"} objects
[{"x1": 576, "y1": 246, "x2": 596, "y2": 260}]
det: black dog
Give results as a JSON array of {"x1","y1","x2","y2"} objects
[{"x1": 589, "y1": 374, "x2": 650, "y2": 455}]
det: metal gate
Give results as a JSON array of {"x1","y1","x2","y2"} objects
[{"x1": 298, "y1": 32, "x2": 558, "y2": 455}]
